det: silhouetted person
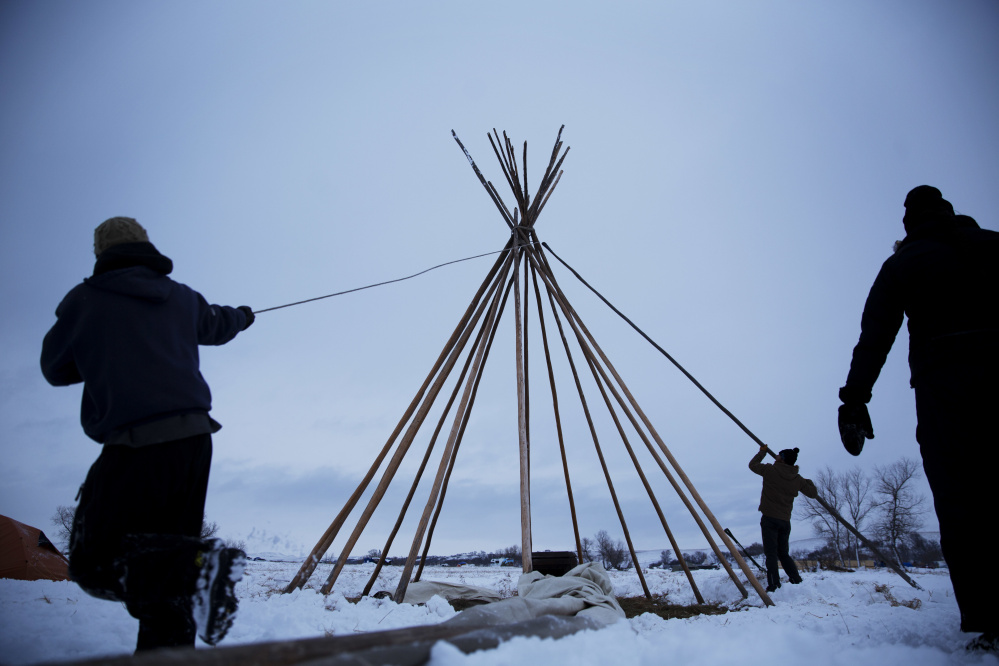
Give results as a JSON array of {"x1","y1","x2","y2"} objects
[
  {"x1": 41, "y1": 217, "x2": 254, "y2": 651},
  {"x1": 838, "y1": 185, "x2": 999, "y2": 652},
  {"x1": 749, "y1": 445, "x2": 817, "y2": 592}
]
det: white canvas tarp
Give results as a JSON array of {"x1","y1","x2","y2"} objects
[{"x1": 407, "y1": 561, "x2": 625, "y2": 627}]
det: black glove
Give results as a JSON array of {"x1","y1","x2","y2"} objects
[
  {"x1": 838, "y1": 402, "x2": 873, "y2": 456},
  {"x1": 238, "y1": 306, "x2": 255, "y2": 330}
]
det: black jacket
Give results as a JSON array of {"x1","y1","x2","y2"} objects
[
  {"x1": 41, "y1": 243, "x2": 249, "y2": 443},
  {"x1": 842, "y1": 219, "x2": 999, "y2": 404}
]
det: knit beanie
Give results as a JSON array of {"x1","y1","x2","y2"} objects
[
  {"x1": 94, "y1": 217, "x2": 148, "y2": 256},
  {"x1": 778, "y1": 448, "x2": 799, "y2": 466},
  {"x1": 902, "y1": 186, "x2": 954, "y2": 234}
]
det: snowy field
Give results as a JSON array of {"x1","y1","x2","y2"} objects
[{"x1": 1, "y1": 560, "x2": 996, "y2": 666}]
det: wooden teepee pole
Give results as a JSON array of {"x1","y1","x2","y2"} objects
[
  {"x1": 527, "y1": 240, "x2": 754, "y2": 601},
  {"x1": 285, "y1": 239, "x2": 515, "y2": 593},
  {"x1": 393, "y1": 262, "x2": 509, "y2": 602},
  {"x1": 318, "y1": 253, "x2": 514, "y2": 595},
  {"x1": 528, "y1": 244, "x2": 771, "y2": 604},
  {"x1": 529, "y1": 262, "x2": 583, "y2": 562},
  {"x1": 525, "y1": 247, "x2": 650, "y2": 597},
  {"x1": 360, "y1": 294, "x2": 499, "y2": 597},
  {"x1": 413, "y1": 274, "x2": 517, "y2": 582},
  {"x1": 580, "y1": 347, "x2": 706, "y2": 604},
  {"x1": 513, "y1": 244, "x2": 533, "y2": 573}
]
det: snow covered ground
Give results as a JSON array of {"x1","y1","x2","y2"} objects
[{"x1": 1, "y1": 560, "x2": 995, "y2": 665}]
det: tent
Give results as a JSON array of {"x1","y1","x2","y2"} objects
[{"x1": 0, "y1": 513, "x2": 70, "y2": 581}]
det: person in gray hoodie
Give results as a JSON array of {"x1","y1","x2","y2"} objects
[{"x1": 749, "y1": 445, "x2": 817, "y2": 592}]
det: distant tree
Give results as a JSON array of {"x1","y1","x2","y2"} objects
[
  {"x1": 902, "y1": 533, "x2": 943, "y2": 567},
  {"x1": 873, "y1": 458, "x2": 926, "y2": 569},
  {"x1": 594, "y1": 530, "x2": 630, "y2": 570},
  {"x1": 657, "y1": 549, "x2": 673, "y2": 568},
  {"x1": 684, "y1": 550, "x2": 707, "y2": 566},
  {"x1": 744, "y1": 542, "x2": 765, "y2": 557},
  {"x1": 579, "y1": 537, "x2": 595, "y2": 563},
  {"x1": 841, "y1": 467, "x2": 876, "y2": 564},
  {"x1": 200, "y1": 519, "x2": 221, "y2": 539},
  {"x1": 497, "y1": 544, "x2": 522, "y2": 565},
  {"x1": 797, "y1": 466, "x2": 848, "y2": 566},
  {"x1": 225, "y1": 538, "x2": 247, "y2": 552},
  {"x1": 366, "y1": 548, "x2": 383, "y2": 560},
  {"x1": 50, "y1": 505, "x2": 76, "y2": 554}
]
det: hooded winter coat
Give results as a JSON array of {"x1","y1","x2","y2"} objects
[
  {"x1": 41, "y1": 243, "x2": 249, "y2": 444},
  {"x1": 749, "y1": 450, "x2": 817, "y2": 521},
  {"x1": 841, "y1": 218, "x2": 999, "y2": 403}
]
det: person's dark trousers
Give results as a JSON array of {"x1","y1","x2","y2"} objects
[
  {"x1": 761, "y1": 515, "x2": 802, "y2": 589},
  {"x1": 915, "y1": 347, "x2": 999, "y2": 634},
  {"x1": 69, "y1": 434, "x2": 213, "y2": 651}
]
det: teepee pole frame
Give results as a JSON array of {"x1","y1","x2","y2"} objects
[{"x1": 291, "y1": 128, "x2": 777, "y2": 608}]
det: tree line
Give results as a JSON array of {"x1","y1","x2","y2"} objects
[
  {"x1": 794, "y1": 457, "x2": 941, "y2": 569},
  {"x1": 51, "y1": 458, "x2": 939, "y2": 572}
]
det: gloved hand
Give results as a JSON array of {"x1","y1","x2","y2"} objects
[
  {"x1": 838, "y1": 402, "x2": 873, "y2": 456},
  {"x1": 238, "y1": 306, "x2": 255, "y2": 330}
]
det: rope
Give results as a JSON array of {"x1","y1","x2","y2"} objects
[
  {"x1": 539, "y1": 242, "x2": 769, "y2": 449},
  {"x1": 541, "y1": 242, "x2": 924, "y2": 590},
  {"x1": 254, "y1": 240, "x2": 537, "y2": 314}
]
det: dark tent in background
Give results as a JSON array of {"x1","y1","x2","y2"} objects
[{"x1": 0, "y1": 514, "x2": 70, "y2": 581}]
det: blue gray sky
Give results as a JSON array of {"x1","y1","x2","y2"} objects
[{"x1": 2, "y1": 1, "x2": 997, "y2": 560}]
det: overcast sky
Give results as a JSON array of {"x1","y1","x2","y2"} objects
[{"x1": 2, "y1": 1, "x2": 997, "y2": 565}]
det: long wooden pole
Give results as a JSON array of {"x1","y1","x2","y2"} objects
[
  {"x1": 360, "y1": 302, "x2": 496, "y2": 597},
  {"x1": 530, "y1": 245, "x2": 727, "y2": 600},
  {"x1": 580, "y1": 347, "x2": 706, "y2": 604},
  {"x1": 542, "y1": 252, "x2": 704, "y2": 603},
  {"x1": 533, "y1": 258, "x2": 650, "y2": 598},
  {"x1": 533, "y1": 248, "x2": 770, "y2": 604},
  {"x1": 513, "y1": 244, "x2": 533, "y2": 573},
  {"x1": 527, "y1": 241, "x2": 760, "y2": 602},
  {"x1": 284, "y1": 240, "x2": 515, "y2": 593},
  {"x1": 413, "y1": 274, "x2": 517, "y2": 582},
  {"x1": 541, "y1": 242, "x2": 924, "y2": 592},
  {"x1": 394, "y1": 264, "x2": 509, "y2": 602},
  {"x1": 529, "y1": 263, "x2": 583, "y2": 562},
  {"x1": 759, "y1": 446, "x2": 922, "y2": 590},
  {"x1": 319, "y1": 254, "x2": 513, "y2": 595}
]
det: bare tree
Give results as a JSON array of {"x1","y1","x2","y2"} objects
[
  {"x1": 873, "y1": 458, "x2": 926, "y2": 569},
  {"x1": 797, "y1": 466, "x2": 847, "y2": 565},
  {"x1": 200, "y1": 518, "x2": 221, "y2": 539},
  {"x1": 657, "y1": 549, "x2": 673, "y2": 568},
  {"x1": 50, "y1": 505, "x2": 76, "y2": 554},
  {"x1": 684, "y1": 550, "x2": 707, "y2": 565},
  {"x1": 579, "y1": 537, "x2": 595, "y2": 563},
  {"x1": 594, "y1": 530, "x2": 630, "y2": 570},
  {"x1": 842, "y1": 466, "x2": 875, "y2": 564}
]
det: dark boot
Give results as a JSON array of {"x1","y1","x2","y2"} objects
[
  {"x1": 966, "y1": 631, "x2": 998, "y2": 653},
  {"x1": 192, "y1": 539, "x2": 246, "y2": 646}
]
